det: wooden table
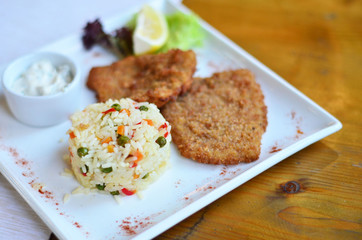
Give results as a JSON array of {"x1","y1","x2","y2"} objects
[{"x1": 154, "y1": 0, "x2": 362, "y2": 239}]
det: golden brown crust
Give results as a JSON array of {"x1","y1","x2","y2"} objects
[
  {"x1": 87, "y1": 49, "x2": 196, "y2": 107},
  {"x1": 162, "y1": 69, "x2": 268, "y2": 165}
]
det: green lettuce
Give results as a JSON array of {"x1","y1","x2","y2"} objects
[{"x1": 158, "y1": 12, "x2": 204, "y2": 52}]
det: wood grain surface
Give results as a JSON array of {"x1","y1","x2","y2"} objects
[{"x1": 153, "y1": 0, "x2": 362, "y2": 239}]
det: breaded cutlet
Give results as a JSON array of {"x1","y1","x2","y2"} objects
[
  {"x1": 162, "y1": 69, "x2": 268, "y2": 165},
  {"x1": 87, "y1": 49, "x2": 196, "y2": 107}
]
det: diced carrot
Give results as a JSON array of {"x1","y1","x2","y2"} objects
[
  {"x1": 101, "y1": 137, "x2": 112, "y2": 144},
  {"x1": 107, "y1": 145, "x2": 114, "y2": 153},
  {"x1": 120, "y1": 109, "x2": 131, "y2": 116},
  {"x1": 135, "y1": 149, "x2": 143, "y2": 163},
  {"x1": 69, "y1": 131, "x2": 76, "y2": 139},
  {"x1": 133, "y1": 173, "x2": 140, "y2": 179},
  {"x1": 144, "y1": 119, "x2": 153, "y2": 126},
  {"x1": 117, "y1": 125, "x2": 125, "y2": 135},
  {"x1": 128, "y1": 150, "x2": 144, "y2": 168}
]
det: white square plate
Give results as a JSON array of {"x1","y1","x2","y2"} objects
[{"x1": 0, "y1": 0, "x2": 342, "y2": 239}]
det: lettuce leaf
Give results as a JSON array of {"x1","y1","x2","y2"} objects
[{"x1": 158, "y1": 12, "x2": 204, "y2": 52}]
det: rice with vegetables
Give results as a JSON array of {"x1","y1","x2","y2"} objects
[{"x1": 67, "y1": 98, "x2": 171, "y2": 196}]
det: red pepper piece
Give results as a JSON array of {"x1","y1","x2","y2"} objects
[
  {"x1": 121, "y1": 188, "x2": 135, "y2": 196},
  {"x1": 102, "y1": 108, "x2": 116, "y2": 114},
  {"x1": 159, "y1": 123, "x2": 167, "y2": 130},
  {"x1": 164, "y1": 132, "x2": 169, "y2": 138}
]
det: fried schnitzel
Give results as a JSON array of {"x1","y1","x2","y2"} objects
[
  {"x1": 87, "y1": 49, "x2": 196, "y2": 107},
  {"x1": 162, "y1": 69, "x2": 268, "y2": 165}
]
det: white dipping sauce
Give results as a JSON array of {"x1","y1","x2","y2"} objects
[{"x1": 12, "y1": 60, "x2": 72, "y2": 96}]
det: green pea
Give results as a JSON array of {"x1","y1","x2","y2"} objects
[
  {"x1": 139, "y1": 105, "x2": 148, "y2": 111},
  {"x1": 117, "y1": 135, "x2": 130, "y2": 147},
  {"x1": 96, "y1": 183, "x2": 105, "y2": 190},
  {"x1": 111, "y1": 103, "x2": 121, "y2": 111},
  {"x1": 110, "y1": 190, "x2": 120, "y2": 195},
  {"x1": 142, "y1": 173, "x2": 149, "y2": 179},
  {"x1": 156, "y1": 136, "x2": 167, "y2": 148},
  {"x1": 77, "y1": 147, "x2": 89, "y2": 157},
  {"x1": 100, "y1": 166, "x2": 113, "y2": 173}
]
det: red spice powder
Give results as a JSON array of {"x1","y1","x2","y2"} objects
[
  {"x1": 220, "y1": 167, "x2": 227, "y2": 176},
  {"x1": 9, "y1": 147, "x2": 19, "y2": 158},
  {"x1": 22, "y1": 171, "x2": 34, "y2": 177},
  {"x1": 122, "y1": 220, "x2": 131, "y2": 224},
  {"x1": 270, "y1": 146, "x2": 282, "y2": 153},
  {"x1": 3, "y1": 145, "x2": 34, "y2": 173},
  {"x1": 5, "y1": 146, "x2": 57, "y2": 204},
  {"x1": 117, "y1": 216, "x2": 153, "y2": 235},
  {"x1": 287, "y1": 111, "x2": 305, "y2": 141},
  {"x1": 15, "y1": 158, "x2": 29, "y2": 168},
  {"x1": 28, "y1": 179, "x2": 36, "y2": 185},
  {"x1": 175, "y1": 179, "x2": 181, "y2": 188},
  {"x1": 291, "y1": 111, "x2": 296, "y2": 120},
  {"x1": 293, "y1": 126, "x2": 304, "y2": 140},
  {"x1": 73, "y1": 222, "x2": 82, "y2": 228},
  {"x1": 121, "y1": 225, "x2": 136, "y2": 235},
  {"x1": 38, "y1": 186, "x2": 54, "y2": 200}
]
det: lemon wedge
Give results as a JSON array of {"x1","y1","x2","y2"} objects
[{"x1": 133, "y1": 5, "x2": 168, "y2": 55}]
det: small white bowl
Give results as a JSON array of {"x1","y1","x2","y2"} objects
[{"x1": 2, "y1": 52, "x2": 82, "y2": 127}]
